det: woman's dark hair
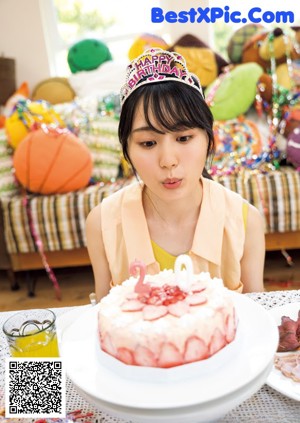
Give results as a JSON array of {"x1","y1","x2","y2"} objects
[{"x1": 118, "y1": 81, "x2": 215, "y2": 179}]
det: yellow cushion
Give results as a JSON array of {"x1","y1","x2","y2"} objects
[
  {"x1": 32, "y1": 77, "x2": 75, "y2": 105},
  {"x1": 174, "y1": 45, "x2": 218, "y2": 87}
]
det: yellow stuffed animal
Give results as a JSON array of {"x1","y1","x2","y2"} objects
[
  {"x1": 257, "y1": 27, "x2": 300, "y2": 90},
  {"x1": 5, "y1": 99, "x2": 65, "y2": 149}
]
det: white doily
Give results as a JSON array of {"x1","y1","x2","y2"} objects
[{"x1": 1, "y1": 290, "x2": 300, "y2": 423}]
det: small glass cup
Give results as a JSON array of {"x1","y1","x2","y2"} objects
[{"x1": 3, "y1": 309, "x2": 60, "y2": 357}]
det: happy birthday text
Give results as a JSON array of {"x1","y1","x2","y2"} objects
[{"x1": 128, "y1": 55, "x2": 187, "y2": 88}]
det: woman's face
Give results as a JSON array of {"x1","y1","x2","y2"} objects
[{"x1": 128, "y1": 100, "x2": 209, "y2": 200}]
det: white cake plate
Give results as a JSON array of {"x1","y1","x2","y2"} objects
[{"x1": 58, "y1": 292, "x2": 278, "y2": 421}]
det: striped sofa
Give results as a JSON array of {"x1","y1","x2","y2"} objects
[
  {"x1": 1, "y1": 167, "x2": 299, "y2": 281},
  {"x1": 0, "y1": 103, "x2": 300, "y2": 291}
]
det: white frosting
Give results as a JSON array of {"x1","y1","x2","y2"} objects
[{"x1": 98, "y1": 269, "x2": 236, "y2": 367}]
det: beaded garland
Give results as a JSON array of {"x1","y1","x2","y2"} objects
[{"x1": 210, "y1": 30, "x2": 300, "y2": 178}]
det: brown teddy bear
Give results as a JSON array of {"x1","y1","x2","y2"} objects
[
  {"x1": 242, "y1": 27, "x2": 296, "y2": 72},
  {"x1": 245, "y1": 27, "x2": 300, "y2": 139}
]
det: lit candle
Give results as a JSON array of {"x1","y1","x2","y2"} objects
[{"x1": 174, "y1": 255, "x2": 193, "y2": 292}]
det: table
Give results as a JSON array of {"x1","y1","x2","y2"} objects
[{"x1": 1, "y1": 290, "x2": 300, "y2": 423}]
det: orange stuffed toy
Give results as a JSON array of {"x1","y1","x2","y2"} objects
[{"x1": 13, "y1": 127, "x2": 93, "y2": 195}]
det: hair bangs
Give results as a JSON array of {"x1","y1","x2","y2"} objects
[
  {"x1": 118, "y1": 80, "x2": 215, "y2": 172},
  {"x1": 142, "y1": 83, "x2": 205, "y2": 133}
]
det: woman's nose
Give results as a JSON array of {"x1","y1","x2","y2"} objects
[{"x1": 159, "y1": 141, "x2": 179, "y2": 169}]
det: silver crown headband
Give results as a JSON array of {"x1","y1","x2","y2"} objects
[{"x1": 120, "y1": 48, "x2": 204, "y2": 106}]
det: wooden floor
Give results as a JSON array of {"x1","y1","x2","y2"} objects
[{"x1": 0, "y1": 249, "x2": 300, "y2": 312}]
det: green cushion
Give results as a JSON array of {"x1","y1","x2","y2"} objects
[
  {"x1": 67, "y1": 39, "x2": 112, "y2": 73},
  {"x1": 205, "y1": 63, "x2": 263, "y2": 120}
]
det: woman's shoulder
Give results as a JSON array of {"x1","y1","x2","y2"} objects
[
  {"x1": 102, "y1": 180, "x2": 141, "y2": 206},
  {"x1": 100, "y1": 180, "x2": 143, "y2": 226}
]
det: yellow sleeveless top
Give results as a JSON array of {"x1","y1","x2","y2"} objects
[
  {"x1": 151, "y1": 201, "x2": 248, "y2": 271},
  {"x1": 100, "y1": 178, "x2": 246, "y2": 292}
]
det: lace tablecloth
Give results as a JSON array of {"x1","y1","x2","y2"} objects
[{"x1": 1, "y1": 290, "x2": 300, "y2": 423}]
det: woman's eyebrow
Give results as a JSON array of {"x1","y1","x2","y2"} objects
[{"x1": 131, "y1": 126, "x2": 165, "y2": 134}]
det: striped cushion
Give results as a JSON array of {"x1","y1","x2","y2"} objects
[
  {"x1": 1, "y1": 168, "x2": 299, "y2": 254},
  {"x1": 214, "y1": 167, "x2": 300, "y2": 233},
  {"x1": 1, "y1": 179, "x2": 132, "y2": 254}
]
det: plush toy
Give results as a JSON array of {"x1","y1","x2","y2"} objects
[
  {"x1": 128, "y1": 33, "x2": 169, "y2": 61},
  {"x1": 284, "y1": 106, "x2": 300, "y2": 137},
  {"x1": 3, "y1": 82, "x2": 29, "y2": 116},
  {"x1": 242, "y1": 26, "x2": 300, "y2": 90},
  {"x1": 13, "y1": 127, "x2": 93, "y2": 194},
  {"x1": 168, "y1": 34, "x2": 229, "y2": 89},
  {"x1": 205, "y1": 63, "x2": 263, "y2": 121},
  {"x1": 242, "y1": 27, "x2": 290, "y2": 72},
  {"x1": 67, "y1": 39, "x2": 112, "y2": 73},
  {"x1": 32, "y1": 77, "x2": 76, "y2": 104},
  {"x1": 240, "y1": 26, "x2": 300, "y2": 140},
  {"x1": 5, "y1": 99, "x2": 65, "y2": 149},
  {"x1": 227, "y1": 23, "x2": 265, "y2": 64},
  {"x1": 259, "y1": 27, "x2": 300, "y2": 90},
  {"x1": 286, "y1": 126, "x2": 300, "y2": 169},
  {"x1": 0, "y1": 82, "x2": 29, "y2": 129},
  {"x1": 239, "y1": 32, "x2": 267, "y2": 69}
]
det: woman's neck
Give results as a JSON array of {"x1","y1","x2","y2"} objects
[{"x1": 142, "y1": 183, "x2": 203, "y2": 229}]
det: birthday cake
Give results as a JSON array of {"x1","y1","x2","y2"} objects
[{"x1": 97, "y1": 255, "x2": 237, "y2": 368}]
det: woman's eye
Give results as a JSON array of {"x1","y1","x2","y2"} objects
[
  {"x1": 177, "y1": 135, "x2": 191, "y2": 142},
  {"x1": 140, "y1": 141, "x2": 156, "y2": 148}
]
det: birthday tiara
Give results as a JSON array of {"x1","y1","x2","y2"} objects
[{"x1": 120, "y1": 48, "x2": 203, "y2": 106}]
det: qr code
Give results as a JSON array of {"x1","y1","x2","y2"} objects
[{"x1": 5, "y1": 358, "x2": 66, "y2": 418}]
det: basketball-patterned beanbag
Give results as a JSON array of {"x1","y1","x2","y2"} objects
[{"x1": 13, "y1": 127, "x2": 93, "y2": 194}]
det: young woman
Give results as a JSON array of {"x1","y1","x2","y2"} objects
[{"x1": 86, "y1": 48, "x2": 265, "y2": 301}]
